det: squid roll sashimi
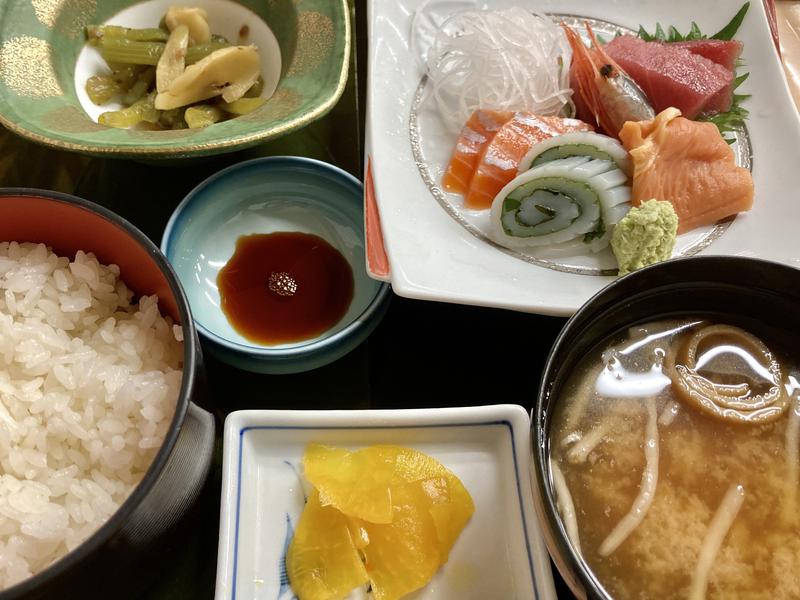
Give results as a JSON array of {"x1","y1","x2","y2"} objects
[
  {"x1": 517, "y1": 131, "x2": 632, "y2": 177},
  {"x1": 490, "y1": 156, "x2": 631, "y2": 252}
]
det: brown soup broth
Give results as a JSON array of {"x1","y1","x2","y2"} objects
[
  {"x1": 217, "y1": 232, "x2": 354, "y2": 345},
  {"x1": 549, "y1": 316, "x2": 800, "y2": 600}
]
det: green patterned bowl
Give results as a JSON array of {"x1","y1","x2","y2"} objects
[{"x1": 0, "y1": 0, "x2": 349, "y2": 158}]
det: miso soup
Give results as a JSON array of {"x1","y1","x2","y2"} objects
[{"x1": 550, "y1": 318, "x2": 800, "y2": 599}]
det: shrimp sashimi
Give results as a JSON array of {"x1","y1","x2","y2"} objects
[
  {"x1": 619, "y1": 107, "x2": 753, "y2": 234},
  {"x1": 442, "y1": 109, "x2": 514, "y2": 195},
  {"x1": 464, "y1": 113, "x2": 593, "y2": 210},
  {"x1": 562, "y1": 23, "x2": 654, "y2": 137}
]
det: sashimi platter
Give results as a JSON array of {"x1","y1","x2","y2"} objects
[{"x1": 367, "y1": 0, "x2": 800, "y2": 313}]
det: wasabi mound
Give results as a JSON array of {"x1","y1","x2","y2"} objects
[{"x1": 611, "y1": 200, "x2": 678, "y2": 275}]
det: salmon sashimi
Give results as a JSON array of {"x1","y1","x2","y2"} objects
[
  {"x1": 619, "y1": 107, "x2": 753, "y2": 234},
  {"x1": 465, "y1": 113, "x2": 593, "y2": 209},
  {"x1": 442, "y1": 109, "x2": 514, "y2": 195}
]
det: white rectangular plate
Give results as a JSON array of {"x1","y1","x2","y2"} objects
[
  {"x1": 215, "y1": 405, "x2": 555, "y2": 600},
  {"x1": 365, "y1": 0, "x2": 800, "y2": 315}
]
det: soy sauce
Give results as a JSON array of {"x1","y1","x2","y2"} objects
[{"x1": 217, "y1": 232, "x2": 354, "y2": 345}]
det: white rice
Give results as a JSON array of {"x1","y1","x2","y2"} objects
[{"x1": 0, "y1": 242, "x2": 183, "y2": 588}]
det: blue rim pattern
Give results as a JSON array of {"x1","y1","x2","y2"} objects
[
  {"x1": 231, "y1": 422, "x2": 540, "y2": 600},
  {"x1": 161, "y1": 156, "x2": 392, "y2": 359}
]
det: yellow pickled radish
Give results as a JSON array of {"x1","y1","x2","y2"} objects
[
  {"x1": 303, "y1": 443, "x2": 397, "y2": 523},
  {"x1": 286, "y1": 490, "x2": 369, "y2": 600},
  {"x1": 292, "y1": 444, "x2": 475, "y2": 600},
  {"x1": 356, "y1": 482, "x2": 442, "y2": 600}
]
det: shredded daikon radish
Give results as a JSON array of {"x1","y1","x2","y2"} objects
[
  {"x1": 567, "y1": 421, "x2": 609, "y2": 464},
  {"x1": 422, "y1": 7, "x2": 574, "y2": 132},
  {"x1": 599, "y1": 397, "x2": 659, "y2": 556},
  {"x1": 551, "y1": 458, "x2": 581, "y2": 554},
  {"x1": 689, "y1": 485, "x2": 745, "y2": 600}
]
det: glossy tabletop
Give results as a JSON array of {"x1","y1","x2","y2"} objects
[{"x1": 0, "y1": 1, "x2": 798, "y2": 598}]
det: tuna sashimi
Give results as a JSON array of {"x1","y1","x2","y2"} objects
[
  {"x1": 604, "y1": 36, "x2": 735, "y2": 118},
  {"x1": 671, "y1": 39, "x2": 743, "y2": 72},
  {"x1": 465, "y1": 113, "x2": 593, "y2": 209},
  {"x1": 619, "y1": 108, "x2": 753, "y2": 234},
  {"x1": 442, "y1": 109, "x2": 514, "y2": 195}
]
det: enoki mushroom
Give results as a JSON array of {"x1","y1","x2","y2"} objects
[
  {"x1": 599, "y1": 397, "x2": 659, "y2": 556},
  {"x1": 689, "y1": 485, "x2": 745, "y2": 600}
]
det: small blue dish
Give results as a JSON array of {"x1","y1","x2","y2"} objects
[{"x1": 161, "y1": 156, "x2": 391, "y2": 374}]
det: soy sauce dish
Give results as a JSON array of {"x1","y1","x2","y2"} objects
[
  {"x1": 161, "y1": 157, "x2": 390, "y2": 374},
  {"x1": 532, "y1": 257, "x2": 800, "y2": 599}
]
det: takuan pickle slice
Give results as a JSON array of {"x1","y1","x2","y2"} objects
[
  {"x1": 354, "y1": 481, "x2": 443, "y2": 600},
  {"x1": 292, "y1": 444, "x2": 475, "y2": 600},
  {"x1": 286, "y1": 490, "x2": 369, "y2": 600},
  {"x1": 303, "y1": 443, "x2": 398, "y2": 523}
]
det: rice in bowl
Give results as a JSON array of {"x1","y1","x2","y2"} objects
[{"x1": 0, "y1": 242, "x2": 183, "y2": 589}]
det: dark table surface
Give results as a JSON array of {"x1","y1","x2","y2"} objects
[{"x1": 0, "y1": 0, "x2": 576, "y2": 597}]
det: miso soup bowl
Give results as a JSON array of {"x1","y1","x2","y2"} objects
[{"x1": 531, "y1": 256, "x2": 800, "y2": 600}]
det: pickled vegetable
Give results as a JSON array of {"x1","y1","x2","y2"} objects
[
  {"x1": 158, "y1": 108, "x2": 187, "y2": 129},
  {"x1": 122, "y1": 67, "x2": 155, "y2": 105},
  {"x1": 85, "y1": 75, "x2": 122, "y2": 105},
  {"x1": 185, "y1": 41, "x2": 230, "y2": 64},
  {"x1": 165, "y1": 6, "x2": 211, "y2": 44},
  {"x1": 243, "y1": 76, "x2": 264, "y2": 98},
  {"x1": 85, "y1": 6, "x2": 276, "y2": 131},
  {"x1": 87, "y1": 25, "x2": 169, "y2": 43},
  {"x1": 156, "y1": 24, "x2": 189, "y2": 93},
  {"x1": 185, "y1": 104, "x2": 222, "y2": 128},
  {"x1": 154, "y1": 46, "x2": 259, "y2": 110},
  {"x1": 98, "y1": 38, "x2": 164, "y2": 66},
  {"x1": 221, "y1": 97, "x2": 265, "y2": 115},
  {"x1": 98, "y1": 93, "x2": 159, "y2": 128}
]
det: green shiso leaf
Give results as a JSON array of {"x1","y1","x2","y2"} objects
[
  {"x1": 638, "y1": 25, "x2": 654, "y2": 41},
  {"x1": 712, "y1": 2, "x2": 750, "y2": 40},
  {"x1": 733, "y1": 72, "x2": 749, "y2": 89},
  {"x1": 688, "y1": 22, "x2": 704, "y2": 40},
  {"x1": 635, "y1": 2, "x2": 749, "y2": 43},
  {"x1": 699, "y1": 102, "x2": 750, "y2": 143}
]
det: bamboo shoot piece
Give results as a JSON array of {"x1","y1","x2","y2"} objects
[
  {"x1": 154, "y1": 46, "x2": 260, "y2": 110},
  {"x1": 156, "y1": 24, "x2": 189, "y2": 93},
  {"x1": 165, "y1": 6, "x2": 211, "y2": 45}
]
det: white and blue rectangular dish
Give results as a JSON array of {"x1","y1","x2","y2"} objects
[{"x1": 215, "y1": 405, "x2": 556, "y2": 600}]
